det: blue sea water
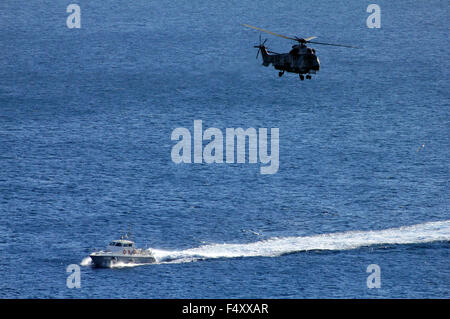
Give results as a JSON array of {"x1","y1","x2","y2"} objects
[{"x1": 0, "y1": 0, "x2": 449, "y2": 298}]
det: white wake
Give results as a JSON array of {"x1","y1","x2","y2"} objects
[
  {"x1": 80, "y1": 257, "x2": 93, "y2": 266},
  {"x1": 151, "y1": 220, "x2": 450, "y2": 264}
]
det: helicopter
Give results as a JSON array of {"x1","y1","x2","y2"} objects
[{"x1": 243, "y1": 24, "x2": 358, "y2": 80}]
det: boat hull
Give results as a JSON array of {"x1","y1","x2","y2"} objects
[{"x1": 90, "y1": 254, "x2": 156, "y2": 268}]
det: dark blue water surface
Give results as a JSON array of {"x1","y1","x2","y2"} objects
[{"x1": 1, "y1": 1, "x2": 449, "y2": 298}]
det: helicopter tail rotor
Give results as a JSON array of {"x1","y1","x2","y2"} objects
[{"x1": 254, "y1": 34, "x2": 268, "y2": 59}]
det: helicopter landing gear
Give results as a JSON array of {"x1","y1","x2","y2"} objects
[
  {"x1": 299, "y1": 74, "x2": 304, "y2": 81},
  {"x1": 278, "y1": 71, "x2": 284, "y2": 77},
  {"x1": 306, "y1": 74, "x2": 311, "y2": 80}
]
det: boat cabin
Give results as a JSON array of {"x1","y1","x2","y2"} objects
[{"x1": 106, "y1": 239, "x2": 136, "y2": 253}]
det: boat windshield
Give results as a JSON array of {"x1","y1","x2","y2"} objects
[
  {"x1": 108, "y1": 241, "x2": 134, "y2": 247},
  {"x1": 109, "y1": 241, "x2": 123, "y2": 246}
]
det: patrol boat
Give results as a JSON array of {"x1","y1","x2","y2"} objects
[{"x1": 89, "y1": 236, "x2": 156, "y2": 268}]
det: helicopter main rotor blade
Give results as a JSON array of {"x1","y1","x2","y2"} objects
[
  {"x1": 307, "y1": 40, "x2": 359, "y2": 48},
  {"x1": 303, "y1": 36, "x2": 317, "y2": 41},
  {"x1": 293, "y1": 36, "x2": 317, "y2": 42},
  {"x1": 242, "y1": 24, "x2": 296, "y2": 41},
  {"x1": 242, "y1": 23, "x2": 358, "y2": 48}
]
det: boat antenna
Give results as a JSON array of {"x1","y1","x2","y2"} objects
[{"x1": 126, "y1": 223, "x2": 130, "y2": 240}]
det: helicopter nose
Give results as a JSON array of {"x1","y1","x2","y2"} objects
[
  {"x1": 306, "y1": 55, "x2": 320, "y2": 71},
  {"x1": 311, "y1": 56, "x2": 320, "y2": 71}
]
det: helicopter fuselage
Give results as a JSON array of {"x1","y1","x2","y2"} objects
[
  {"x1": 259, "y1": 44, "x2": 320, "y2": 76},
  {"x1": 243, "y1": 24, "x2": 356, "y2": 80}
]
